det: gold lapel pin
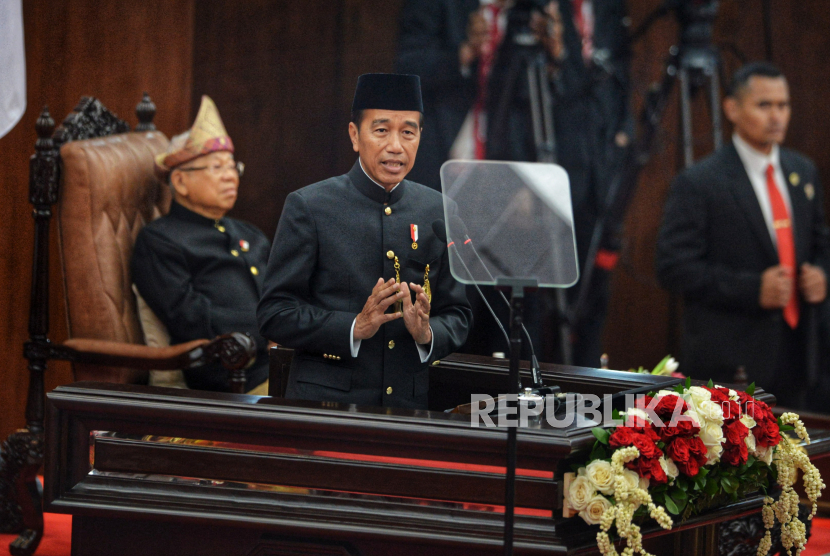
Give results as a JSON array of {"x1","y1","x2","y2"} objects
[
  {"x1": 410, "y1": 223, "x2": 418, "y2": 250},
  {"x1": 805, "y1": 183, "x2": 815, "y2": 201},
  {"x1": 789, "y1": 172, "x2": 800, "y2": 186}
]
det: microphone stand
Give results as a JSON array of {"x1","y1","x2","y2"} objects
[{"x1": 495, "y1": 276, "x2": 538, "y2": 556}]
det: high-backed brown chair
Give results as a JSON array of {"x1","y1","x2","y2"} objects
[{"x1": 0, "y1": 96, "x2": 255, "y2": 556}]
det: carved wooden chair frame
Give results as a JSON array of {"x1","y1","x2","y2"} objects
[{"x1": 0, "y1": 95, "x2": 256, "y2": 556}]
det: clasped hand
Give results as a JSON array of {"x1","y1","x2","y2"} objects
[
  {"x1": 353, "y1": 278, "x2": 432, "y2": 345},
  {"x1": 759, "y1": 263, "x2": 827, "y2": 309}
]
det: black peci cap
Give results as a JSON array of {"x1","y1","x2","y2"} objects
[{"x1": 351, "y1": 73, "x2": 424, "y2": 113}]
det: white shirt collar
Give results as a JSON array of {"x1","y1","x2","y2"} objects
[
  {"x1": 732, "y1": 133, "x2": 780, "y2": 176},
  {"x1": 359, "y1": 157, "x2": 400, "y2": 192}
]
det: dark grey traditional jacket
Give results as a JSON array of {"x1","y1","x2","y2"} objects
[
  {"x1": 132, "y1": 201, "x2": 271, "y2": 392},
  {"x1": 258, "y1": 160, "x2": 472, "y2": 409}
]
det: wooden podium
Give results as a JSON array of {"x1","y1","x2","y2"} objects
[{"x1": 43, "y1": 354, "x2": 827, "y2": 555}]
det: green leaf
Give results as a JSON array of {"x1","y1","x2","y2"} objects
[
  {"x1": 697, "y1": 467, "x2": 709, "y2": 479},
  {"x1": 652, "y1": 355, "x2": 670, "y2": 375},
  {"x1": 780, "y1": 425, "x2": 795, "y2": 432},
  {"x1": 674, "y1": 384, "x2": 685, "y2": 395},
  {"x1": 721, "y1": 476, "x2": 738, "y2": 494},
  {"x1": 707, "y1": 379, "x2": 714, "y2": 388},
  {"x1": 745, "y1": 455, "x2": 755, "y2": 468},
  {"x1": 674, "y1": 497, "x2": 688, "y2": 514},
  {"x1": 685, "y1": 376, "x2": 692, "y2": 389},
  {"x1": 589, "y1": 443, "x2": 608, "y2": 462},
  {"x1": 671, "y1": 487, "x2": 688, "y2": 502},
  {"x1": 612, "y1": 408, "x2": 622, "y2": 421},
  {"x1": 746, "y1": 382, "x2": 756, "y2": 396},
  {"x1": 704, "y1": 478, "x2": 720, "y2": 496},
  {"x1": 592, "y1": 427, "x2": 611, "y2": 445},
  {"x1": 664, "y1": 496, "x2": 680, "y2": 515}
]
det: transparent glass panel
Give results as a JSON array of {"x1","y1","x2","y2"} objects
[{"x1": 440, "y1": 160, "x2": 578, "y2": 287}]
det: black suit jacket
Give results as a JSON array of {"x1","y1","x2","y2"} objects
[
  {"x1": 132, "y1": 201, "x2": 271, "y2": 392},
  {"x1": 257, "y1": 161, "x2": 472, "y2": 409},
  {"x1": 395, "y1": 0, "x2": 480, "y2": 190},
  {"x1": 656, "y1": 142, "x2": 830, "y2": 385}
]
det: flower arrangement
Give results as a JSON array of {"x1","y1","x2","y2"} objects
[{"x1": 563, "y1": 378, "x2": 825, "y2": 556}]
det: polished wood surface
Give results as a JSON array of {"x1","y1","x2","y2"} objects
[{"x1": 43, "y1": 370, "x2": 799, "y2": 556}]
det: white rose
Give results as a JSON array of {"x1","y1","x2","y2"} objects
[
  {"x1": 568, "y1": 474, "x2": 597, "y2": 511},
  {"x1": 728, "y1": 389, "x2": 738, "y2": 401},
  {"x1": 683, "y1": 408, "x2": 702, "y2": 429},
  {"x1": 665, "y1": 357, "x2": 679, "y2": 373},
  {"x1": 687, "y1": 386, "x2": 712, "y2": 406},
  {"x1": 699, "y1": 421, "x2": 725, "y2": 447},
  {"x1": 656, "y1": 390, "x2": 680, "y2": 399},
  {"x1": 585, "y1": 460, "x2": 616, "y2": 495},
  {"x1": 660, "y1": 455, "x2": 679, "y2": 480},
  {"x1": 639, "y1": 475, "x2": 650, "y2": 491},
  {"x1": 745, "y1": 431, "x2": 756, "y2": 452},
  {"x1": 706, "y1": 443, "x2": 723, "y2": 465},
  {"x1": 697, "y1": 400, "x2": 724, "y2": 424},
  {"x1": 579, "y1": 495, "x2": 612, "y2": 525},
  {"x1": 754, "y1": 445, "x2": 774, "y2": 465},
  {"x1": 619, "y1": 468, "x2": 640, "y2": 491},
  {"x1": 740, "y1": 414, "x2": 757, "y2": 430}
]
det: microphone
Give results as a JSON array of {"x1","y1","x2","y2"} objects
[
  {"x1": 446, "y1": 216, "x2": 545, "y2": 388},
  {"x1": 433, "y1": 220, "x2": 512, "y2": 354}
]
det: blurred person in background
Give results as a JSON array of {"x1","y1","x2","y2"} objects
[{"x1": 396, "y1": 0, "x2": 632, "y2": 367}]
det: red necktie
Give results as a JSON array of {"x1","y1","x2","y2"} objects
[
  {"x1": 473, "y1": 4, "x2": 504, "y2": 160},
  {"x1": 766, "y1": 163, "x2": 799, "y2": 328}
]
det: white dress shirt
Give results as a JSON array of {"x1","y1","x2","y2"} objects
[
  {"x1": 349, "y1": 158, "x2": 434, "y2": 362},
  {"x1": 732, "y1": 133, "x2": 793, "y2": 246}
]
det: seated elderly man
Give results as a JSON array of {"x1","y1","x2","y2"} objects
[{"x1": 132, "y1": 96, "x2": 270, "y2": 393}]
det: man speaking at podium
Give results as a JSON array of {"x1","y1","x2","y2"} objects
[{"x1": 258, "y1": 73, "x2": 472, "y2": 409}]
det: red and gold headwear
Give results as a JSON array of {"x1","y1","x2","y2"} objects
[{"x1": 155, "y1": 95, "x2": 234, "y2": 173}]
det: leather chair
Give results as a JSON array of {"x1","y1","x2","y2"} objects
[
  {"x1": 0, "y1": 95, "x2": 255, "y2": 556},
  {"x1": 48, "y1": 95, "x2": 255, "y2": 389}
]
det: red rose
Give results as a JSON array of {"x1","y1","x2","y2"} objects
[
  {"x1": 675, "y1": 456, "x2": 700, "y2": 477},
  {"x1": 724, "y1": 420, "x2": 749, "y2": 447},
  {"x1": 666, "y1": 437, "x2": 691, "y2": 464},
  {"x1": 658, "y1": 418, "x2": 699, "y2": 442},
  {"x1": 722, "y1": 442, "x2": 749, "y2": 467},
  {"x1": 625, "y1": 418, "x2": 661, "y2": 443},
  {"x1": 635, "y1": 395, "x2": 654, "y2": 409},
  {"x1": 609, "y1": 427, "x2": 635, "y2": 448},
  {"x1": 626, "y1": 456, "x2": 667, "y2": 484},
  {"x1": 687, "y1": 436, "x2": 708, "y2": 462},
  {"x1": 654, "y1": 395, "x2": 689, "y2": 420},
  {"x1": 738, "y1": 390, "x2": 755, "y2": 405},
  {"x1": 631, "y1": 432, "x2": 660, "y2": 459},
  {"x1": 753, "y1": 417, "x2": 781, "y2": 448}
]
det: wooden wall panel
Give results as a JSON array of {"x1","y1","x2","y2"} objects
[
  {"x1": 193, "y1": 0, "x2": 403, "y2": 239},
  {"x1": 0, "y1": 0, "x2": 194, "y2": 441}
]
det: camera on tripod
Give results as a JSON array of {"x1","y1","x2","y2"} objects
[{"x1": 503, "y1": 0, "x2": 550, "y2": 48}]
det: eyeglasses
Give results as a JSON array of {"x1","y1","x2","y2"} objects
[{"x1": 178, "y1": 161, "x2": 245, "y2": 177}]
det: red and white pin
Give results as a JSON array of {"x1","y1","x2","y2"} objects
[
  {"x1": 410, "y1": 224, "x2": 418, "y2": 250},
  {"x1": 239, "y1": 239, "x2": 250, "y2": 252}
]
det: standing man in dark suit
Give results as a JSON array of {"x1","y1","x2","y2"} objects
[
  {"x1": 656, "y1": 63, "x2": 830, "y2": 406},
  {"x1": 258, "y1": 74, "x2": 472, "y2": 410}
]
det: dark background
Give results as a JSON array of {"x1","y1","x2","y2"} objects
[{"x1": 2, "y1": 0, "x2": 829, "y2": 439}]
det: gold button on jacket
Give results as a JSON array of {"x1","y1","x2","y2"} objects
[
  {"x1": 388, "y1": 340, "x2": 395, "y2": 349},
  {"x1": 384, "y1": 207, "x2": 392, "y2": 215},
  {"x1": 386, "y1": 250, "x2": 395, "y2": 260},
  {"x1": 386, "y1": 386, "x2": 393, "y2": 395}
]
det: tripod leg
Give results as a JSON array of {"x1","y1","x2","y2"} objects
[
  {"x1": 679, "y1": 67, "x2": 695, "y2": 168},
  {"x1": 709, "y1": 67, "x2": 723, "y2": 150}
]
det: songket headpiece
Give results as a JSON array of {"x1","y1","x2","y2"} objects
[{"x1": 155, "y1": 95, "x2": 234, "y2": 173}]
